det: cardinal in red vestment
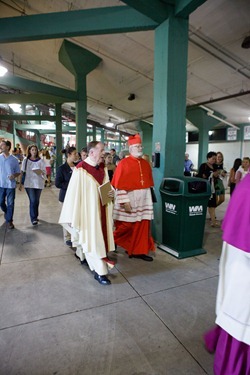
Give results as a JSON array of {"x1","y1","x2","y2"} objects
[{"x1": 111, "y1": 134, "x2": 155, "y2": 261}]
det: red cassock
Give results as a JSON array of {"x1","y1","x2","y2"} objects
[
  {"x1": 111, "y1": 155, "x2": 154, "y2": 190},
  {"x1": 111, "y1": 156, "x2": 155, "y2": 256}
]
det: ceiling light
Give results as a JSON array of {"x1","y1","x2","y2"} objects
[
  {"x1": 106, "y1": 118, "x2": 114, "y2": 127},
  {"x1": 9, "y1": 103, "x2": 22, "y2": 113},
  {"x1": 0, "y1": 56, "x2": 7, "y2": 76},
  {"x1": 107, "y1": 105, "x2": 113, "y2": 111}
]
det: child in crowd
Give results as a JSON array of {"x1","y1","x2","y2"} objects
[{"x1": 40, "y1": 149, "x2": 52, "y2": 187}]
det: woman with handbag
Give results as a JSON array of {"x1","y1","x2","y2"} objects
[{"x1": 19, "y1": 144, "x2": 46, "y2": 225}]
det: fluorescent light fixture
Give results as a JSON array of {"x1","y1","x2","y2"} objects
[
  {"x1": 0, "y1": 65, "x2": 8, "y2": 77},
  {"x1": 9, "y1": 103, "x2": 22, "y2": 113},
  {"x1": 106, "y1": 118, "x2": 114, "y2": 127}
]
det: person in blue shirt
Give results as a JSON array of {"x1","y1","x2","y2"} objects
[
  {"x1": 184, "y1": 152, "x2": 194, "y2": 176},
  {"x1": 0, "y1": 140, "x2": 20, "y2": 229}
]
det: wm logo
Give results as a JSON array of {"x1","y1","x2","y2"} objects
[
  {"x1": 189, "y1": 205, "x2": 203, "y2": 216},
  {"x1": 165, "y1": 202, "x2": 177, "y2": 214}
]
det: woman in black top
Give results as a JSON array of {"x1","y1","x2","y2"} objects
[
  {"x1": 228, "y1": 158, "x2": 242, "y2": 196},
  {"x1": 197, "y1": 151, "x2": 220, "y2": 227},
  {"x1": 55, "y1": 147, "x2": 78, "y2": 245}
]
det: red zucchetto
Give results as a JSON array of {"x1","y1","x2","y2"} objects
[{"x1": 128, "y1": 133, "x2": 142, "y2": 146}]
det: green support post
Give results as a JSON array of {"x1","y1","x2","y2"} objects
[
  {"x1": 59, "y1": 40, "x2": 102, "y2": 150},
  {"x1": 152, "y1": 15, "x2": 189, "y2": 243},
  {"x1": 55, "y1": 103, "x2": 62, "y2": 166}
]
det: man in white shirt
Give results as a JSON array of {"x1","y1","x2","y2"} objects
[{"x1": 0, "y1": 140, "x2": 20, "y2": 229}]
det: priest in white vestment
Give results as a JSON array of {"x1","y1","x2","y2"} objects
[{"x1": 59, "y1": 141, "x2": 115, "y2": 285}]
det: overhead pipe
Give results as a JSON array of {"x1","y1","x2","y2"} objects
[{"x1": 187, "y1": 90, "x2": 250, "y2": 108}]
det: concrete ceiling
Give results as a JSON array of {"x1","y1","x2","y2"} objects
[{"x1": 0, "y1": 0, "x2": 249, "y2": 134}]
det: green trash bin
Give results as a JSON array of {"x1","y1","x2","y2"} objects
[{"x1": 158, "y1": 176, "x2": 211, "y2": 259}]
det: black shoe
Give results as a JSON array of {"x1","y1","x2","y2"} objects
[
  {"x1": 8, "y1": 221, "x2": 15, "y2": 230},
  {"x1": 130, "y1": 254, "x2": 153, "y2": 261},
  {"x1": 66, "y1": 240, "x2": 72, "y2": 247},
  {"x1": 94, "y1": 272, "x2": 111, "y2": 285},
  {"x1": 74, "y1": 253, "x2": 88, "y2": 265},
  {"x1": 32, "y1": 220, "x2": 38, "y2": 226}
]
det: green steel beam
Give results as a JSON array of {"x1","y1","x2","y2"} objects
[
  {"x1": 121, "y1": 0, "x2": 173, "y2": 23},
  {"x1": 0, "y1": 115, "x2": 56, "y2": 121},
  {"x1": 15, "y1": 124, "x2": 56, "y2": 130},
  {"x1": 38, "y1": 130, "x2": 75, "y2": 134},
  {"x1": 175, "y1": 0, "x2": 207, "y2": 18},
  {"x1": 15, "y1": 124, "x2": 73, "y2": 133},
  {"x1": 59, "y1": 40, "x2": 102, "y2": 76},
  {"x1": 0, "y1": 7, "x2": 158, "y2": 44},
  {"x1": 0, "y1": 94, "x2": 72, "y2": 104},
  {"x1": 0, "y1": 76, "x2": 78, "y2": 100}
]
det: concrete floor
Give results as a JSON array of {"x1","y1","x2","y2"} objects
[{"x1": 0, "y1": 185, "x2": 229, "y2": 375}]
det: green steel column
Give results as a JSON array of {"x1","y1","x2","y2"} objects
[
  {"x1": 55, "y1": 103, "x2": 62, "y2": 166},
  {"x1": 75, "y1": 76, "x2": 87, "y2": 150},
  {"x1": 34, "y1": 130, "x2": 41, "y2": 149},
  {"x1": 100, "y1": 128, "x2": 104, "y2": 143},
  {"x1": 186, "y1": 108, "x2": 220, "y2": 166},
  {"x1": 59, "y1": 40, "x2": 102, "y2": 150},
  {"x1": 136, "y1": 121, "x2": 153, "y2": 156},
  {"x1": 118, "y1": 133, "x2": 121, "y2": 152},
  {"x1": 13, "y1": 121, "x2": 16, "y2": 148},
  {"x1": 92, "y1": 124, "x2": 96, "y2": 141},
  {"x1": 239, "y1": 125, "x2": 244, "y2": 158},
  {"x1": 198, "y1": 125, "x2": 209, "y2": 166},
  {"x1": 152, "y1": 16, "x2": 189, "y2": 243}
]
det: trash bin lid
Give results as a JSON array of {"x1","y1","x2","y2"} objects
[
  {"x1": 186, "y1": 179, "x2": 210, "y2": 195},
  {"x1": 159, "y1": 176, "x2": 211, "y2": 196},
  {"x1": 159, "y1": 178, "x2": 184, "y2": 195}
]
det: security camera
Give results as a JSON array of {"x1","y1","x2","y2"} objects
[{"x1": 128, "y1": 93, "x2": 135, "y2": 101}]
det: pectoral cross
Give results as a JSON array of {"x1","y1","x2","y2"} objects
[{"x1": 137, "y1": 160, "x2": 144, "y2": 186}]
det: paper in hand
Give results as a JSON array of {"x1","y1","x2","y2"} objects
[{"x1": 32, "y1": 168, "x2": 44, "y2": 177}]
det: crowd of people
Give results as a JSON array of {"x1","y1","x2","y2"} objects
[{"x1": 1, "y1": 137, "x2": 250, "y2": 373}]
